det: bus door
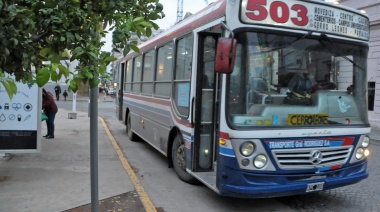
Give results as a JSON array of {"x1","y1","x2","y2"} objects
[{"x1": 193, "y1": 34, "x2": 219, "y2": 172}]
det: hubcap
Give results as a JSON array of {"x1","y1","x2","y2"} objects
[{"x1": 176, "y1": 145, "x2": 186, "y2": 170}]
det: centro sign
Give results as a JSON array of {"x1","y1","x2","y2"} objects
[{"x1": 240, "y1": 0, "x2": 369, "y2": 40}]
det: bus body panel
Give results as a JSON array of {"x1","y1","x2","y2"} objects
[{"x1": 123, "y1": 94, "x2": 173, "y2": 154}]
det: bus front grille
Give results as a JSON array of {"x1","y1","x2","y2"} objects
[{"x1": 272, "y1": 146, "x2": 353, "y2": 170}]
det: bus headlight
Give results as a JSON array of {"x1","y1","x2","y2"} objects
[
  {"x1": 240, "y1": 142, "x2": 255, "y2": 156},
  {"x1": 254, "y1": 154, "x2": 267, "y2": 169},
  {"x1": 362, "y1": 136, "x2": 370, "y2": 148},
  {"x1": 364, "y1": 149, "x2": 370, "y2": 157},
  {"x1": 356, "y1": 148, "x2": 364, "y2": 160}
]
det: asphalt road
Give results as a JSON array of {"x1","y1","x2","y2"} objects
[{"x1": 57, "y1": 100, "x2": 380, "y2": 212}]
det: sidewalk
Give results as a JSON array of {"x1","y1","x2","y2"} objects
[{"x1": 0, "y1": 108, "x2": 141, "y2": 212}]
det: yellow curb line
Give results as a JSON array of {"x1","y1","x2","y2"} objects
[{"x1": 100, "y1": 117, "x2": 157, "y2": 212}]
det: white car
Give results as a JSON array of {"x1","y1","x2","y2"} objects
[{"x1": 108, "y1": 88, "x2": 114, "y2": 95}]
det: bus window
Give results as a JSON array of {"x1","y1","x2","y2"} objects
[
  {"x1": 142, "y1": 50, "x2": 154, "y2": 95},
  {"x1": 155, "y1": 43, "x2": 173, "y2": 97},
  {"x1": 132, "y1": 55, "x2": 142, "y2": 93},
  {"x1": 227, "y1": 31, "x2": 368, "y2": 128},
  {"x1": 174, "y1": 35, "x2": 194, "y2": 117},
  {"x1": 124, "y1": 60, "x2": 132, "y2": 92}
]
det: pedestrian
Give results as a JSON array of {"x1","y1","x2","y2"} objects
[
  {"x1": 63, "y1": 90, "x2": 68, "y2": 101},
  {"x1": 42, "y1": 88, "x2": 58, "y2": 139},
  {"x1": 54, "y1": 84, "x2": 61, "y2": 101}
]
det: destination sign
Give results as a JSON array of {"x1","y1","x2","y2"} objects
[
  {"x1": 288, "y1": 114, "x2": 328, "y2": 125},
  {"x1": 241, "y1": 0, "x2": 370, "y2": 40}
]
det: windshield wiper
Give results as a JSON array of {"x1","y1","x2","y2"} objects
[{"x1": 319, "y1": 33, "x2": 365, "y2": 71}]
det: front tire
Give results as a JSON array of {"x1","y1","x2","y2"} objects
[
  {"x1": 172, "y1": 134, "x2": 198, "y2": 184},
  {"x1": 126, "y1": 114, "x2": 137, "y2": 141}
]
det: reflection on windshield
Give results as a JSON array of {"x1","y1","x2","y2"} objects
[{"x1": 227, "y1": 32, "x2": 368, "y2": 128}]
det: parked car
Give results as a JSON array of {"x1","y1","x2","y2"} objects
[{"x1": 108, "y1": 88, "x2": 114, "y2": 95}]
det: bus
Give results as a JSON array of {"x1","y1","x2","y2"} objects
[{"x1": 114, "y1": 0, "x2": 371, "y2": 198}]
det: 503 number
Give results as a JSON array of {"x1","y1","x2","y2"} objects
[{"x1": 245, "y1": 0, "x2": 309, "y2": 26}]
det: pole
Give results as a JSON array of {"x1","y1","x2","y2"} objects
[
  {"x1": 72, "y1": 92, "x2": 77, "y2": 112},
  {"x1": 90, "y1": 86, "x2": 99, "y2": 212}
]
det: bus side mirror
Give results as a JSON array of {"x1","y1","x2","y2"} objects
[{"x1": 215, "y1": 37, "x2": 236, "y2": 74}]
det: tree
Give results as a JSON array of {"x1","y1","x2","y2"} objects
[{"x1": 0, "y1": 0, "x2": 164, "y2": 99}]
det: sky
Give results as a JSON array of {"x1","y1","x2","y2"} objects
[
  {"x1": 101, "y1": 0, "x2": 209, "y2": 53},
  {"x1": 155, "y1": 0, "x2": 211, "y2": 30}
]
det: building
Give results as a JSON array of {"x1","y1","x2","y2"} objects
[{"x1": 337, "y1": 0, "x2": 380, "y2": 128}]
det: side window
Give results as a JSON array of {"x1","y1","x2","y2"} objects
[
  {"x1": 173, "y1": 35, "x2": 194, "y2": 116},
  {"x1": 155, "y1": 42, "x2": 173, "y2": 97},
  {"x1": 142, "y1": 50, "x2": 154, "y2": 95},
  {"x1": 124, "y1": 60, "x2": 132, "y2": 92},
  {"x1": 132, "y1": 55, "x2": 142, "y2": 93}
]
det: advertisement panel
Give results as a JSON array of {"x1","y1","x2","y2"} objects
[{"x1": 0, "y1": 79, "x2": 41, "y2": 153}]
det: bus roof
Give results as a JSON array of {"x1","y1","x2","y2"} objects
[{"x1": 116, "y1": 0, "x2": 226, "y2": 63}]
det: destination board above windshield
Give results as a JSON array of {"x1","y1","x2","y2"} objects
[{"x1": 240, "y1": 0, "x2": 369, "y2": 40}]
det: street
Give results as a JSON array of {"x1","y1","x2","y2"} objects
[{"x1": 58, "y1": 100, "x2": 380, "y2": 212}]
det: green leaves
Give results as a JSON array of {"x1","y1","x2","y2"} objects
[
  {"x1": 1, "y1": 0, "x2": 165, "y2": 97},
  {"x1": 36, "y1": 67, "x2": 50, "y2": 87},
  {"x1": 0, "y1": 75, "x2": 17, "y2": 99},
  {"x1": 58, "y1": 64, "x2": 69, "y2": 77}
]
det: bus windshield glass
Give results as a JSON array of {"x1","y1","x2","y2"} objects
[{"x1": 227, "y1": 31, "x2": 369, "y2": 128}]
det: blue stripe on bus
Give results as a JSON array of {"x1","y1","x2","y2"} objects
[
  {"x1": 219, "y1": 147, "x2": 235, "y2": 157},
  {"x1": 318, "y1": 167, "x2": 331, "y2": 172},
  {"x1": 183, "y1": 134, "x2": 193, "y2": 142},
  {"x1": 329, "y1": 140, "x2": 344, "y2": 146}
]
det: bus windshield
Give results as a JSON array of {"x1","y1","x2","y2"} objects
[{"x1": 227, "y1": 31, "x2": 369, "y2": 128}]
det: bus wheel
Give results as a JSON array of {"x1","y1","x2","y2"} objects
[
  {"x1": 172, "y1": 134, "x2": 198, "y2": 184},
  {"x1": 126, "y1": 114, "x2": 137, "y2": 141}
]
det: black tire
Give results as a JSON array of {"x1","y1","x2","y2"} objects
[
  {"x1": 172, "y1": 134, "x2": 198, "y2": 184},
  {"x1": 126, "y1": 114, "x2": 137, "y2": 141}
]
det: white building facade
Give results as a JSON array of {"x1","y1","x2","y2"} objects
[{"x1": 339, "y1": 0, "x2": 380, "y2": 128}]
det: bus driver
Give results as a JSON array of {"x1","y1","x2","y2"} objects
[{"x1": 287, "y1": 66, "x2": 318, "y2": 96}]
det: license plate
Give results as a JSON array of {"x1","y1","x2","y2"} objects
[{"x1": 306, "y1": 182, "x2": 325, "y2": 192}]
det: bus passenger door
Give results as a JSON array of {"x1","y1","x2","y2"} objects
[{"x1": 193, "y1": 34, "x2": 218, "y2": 172}]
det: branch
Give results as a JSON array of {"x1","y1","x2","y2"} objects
[{"x1": 30, "y1": 30, "x2": 51, "y2": 42}]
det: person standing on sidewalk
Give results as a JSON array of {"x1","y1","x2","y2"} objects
[
  {"x1": 54, "y1": 84, "x2": 61, "y2": 101},
  {"x1": 42, "y1": 88, "x2": 58, "y2": 139},
  {"x1": 62, "y1": 90, "x2": 68, "y2": 101}
]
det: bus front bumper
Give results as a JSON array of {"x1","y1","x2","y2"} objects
[{"x1": 218, "y1": 162, "x2": 368, "y2": 198}]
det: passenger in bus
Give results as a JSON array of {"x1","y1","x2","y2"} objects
[{"x1": 287, "y1": 66, "x2": 317, "y2": 96}]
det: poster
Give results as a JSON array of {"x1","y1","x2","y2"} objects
[{"x1": 0, "y1": 79, "x2": 41, "y2": 153}]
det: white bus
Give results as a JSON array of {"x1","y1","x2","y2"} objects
[{"x1": 114, "y1": 0, "x2": 371, "y2": 198}]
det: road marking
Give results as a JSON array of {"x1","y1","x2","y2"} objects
[{"x1": 100, "y1": 117, "x2": 157, "y2": 212}]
